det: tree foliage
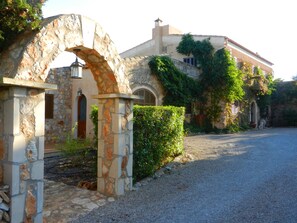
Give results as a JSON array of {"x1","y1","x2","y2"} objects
[{"x1": 0, "y1": 0, "x2": 46, "y2": 52}]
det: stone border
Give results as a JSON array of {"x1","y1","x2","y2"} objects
[{"x1": 0, "y1": 77, "x2": 57, "y2": 90}]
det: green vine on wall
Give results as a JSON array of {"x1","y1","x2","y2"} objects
[
  {"x1": 239, "y1": 62, "x2": 275, "y2": 118},
  {"x1": 177, "y1": 34, "x2": 245, "y2": 126},
  {"x1": 148, "y1": 55, "x2": 200, "y2": 108}
]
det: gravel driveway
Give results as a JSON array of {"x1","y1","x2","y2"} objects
[{"x1": 72, "y1": 128, "x2": 297, "y2": 223}]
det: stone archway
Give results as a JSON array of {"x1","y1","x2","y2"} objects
[{"x1": 0, "y1": 14, "x2": 135, "y2": 222}]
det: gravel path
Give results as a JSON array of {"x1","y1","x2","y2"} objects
[{"x1": 72, "y1": 128, "x2": 297, "y2": 223}]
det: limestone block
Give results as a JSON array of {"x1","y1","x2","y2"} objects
[
  {"x1": 4, "y1": 98, "x2": 20, "y2": 135},
  {"x1": 113, "y1": 134, "x2": 126, "y2": 156},
  {"x1": 127, "y1": 113, "x2": 133, "y2": 131},
  {"x1": 8, "y1": 135, "x2": 26, "y2": 162},
  {"x1": 25, "y1": 190, "x2": 37, "y2": 218},
  {"x1": 26, "y1": 140, "x2": 38, "y2": 162},
  {"x1": 36, "y1": 181, "x2": 43, "y2": 213},
  {"x1": 111, "y1": 114, "x2": 121, "y2": 134},
  {"x1": 127, "y1": 154, "x2": 133, "y2": 177},
  {"x1": 3, "y1": 163, "x2": 20, "y2": 196},
  {"x1": 115, "y1": 178, "x2": 125, "y2": 196},
  {"x1": 36, "y1": 136, "x2": 44, "y2": 160},
  {"x1": 94, "y1": 23, "x2": 106, "y2": 39},
  {"x1": 109, "y1": 158, "x2": 121, "y2": 179},
  {"x1": 9, "y1": 87, "x2": 27, "y2": 98},
  {"x1": 97, "y1": 157, "x2": 102, "y2": 178},
  {"x1": 10, "y1": 193, "x2": 26, "y2": 223},
  {"x1": 34, "y1": 95, "x2": 45, "y2": 137},
  {"x1": 97, "y1": 120, "x2": 103, "y2": 139},
  {"x1": 31, "y1": 161, "x2": 44, "y2": 180},
  {"x1": 115, "y1": 99, "x2": 125, "y2": 114},
  {"x1": 33, "y1": 212, "x2": 43, "y2": 223},
  {"x1": 125, "y1": 177, "x2": 133, "y2": 191},
  {"x1": 97, "y1": 177, "x2": 105, "y2": 194},
  {"x1": 97, "y1": 140, "x2": 104, "y2": 157},
  {"x1": 126, "y1": 131, "x2": 133, "y2": 154},
  {"x1": 81, "y1": 16, "x2": 96, "y2": 49}
]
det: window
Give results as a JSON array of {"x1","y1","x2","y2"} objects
[
  {"x1": 183, "y1": 57, "x2": 197, "y2": 66},
  {"x1": 45, "y1": 94, "x2": 54, "y2": 119},
  {"x1": 134, "y1": 89, "x2": 156, "y2": 106}
]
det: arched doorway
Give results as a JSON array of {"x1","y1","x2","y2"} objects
[
  {"x1": 0, "y1": 14, "x2": 135, "y2": 222},
  {"x1": 77, "y1": 94, "x2": 87, "y2": 138},
  {"x1": 250, "y1": 101, "x2": 257, "y2": 127}
]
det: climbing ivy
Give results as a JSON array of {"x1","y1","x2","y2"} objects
[
  {"x1": 0, "y1": 0, "x2": 46, "y2": 52},
  {"x1": 239, "y1": 62, "x2": 276, "y2": 118},
  {"x1": 148, "y1": 55, "x2": 200, "y2": 108},
  {"x1": 177, "y1": 34, "x2": 244, "y2": 126}
]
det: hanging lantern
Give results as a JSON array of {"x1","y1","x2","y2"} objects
[{"x1": 70, "y1": 49, "x2": 84, "y2": 79}]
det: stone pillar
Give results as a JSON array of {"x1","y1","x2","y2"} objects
[
  {"x1": 1, "y1": 86, "x2": 45, "y2": 223},
  {"x1": 96, "y1": 94, "x2": 137, "y2": 196}
]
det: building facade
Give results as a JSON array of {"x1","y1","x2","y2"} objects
[{"x1": 121, "y1": 19, "x2": 274, "y2": 128}]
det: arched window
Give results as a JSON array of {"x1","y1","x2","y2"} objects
[{"x1": 134, "y1": 89, "x2": 156, "y2": 106}]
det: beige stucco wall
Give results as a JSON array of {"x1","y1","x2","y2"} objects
[
  {"x1": 72, "y1": 69, "x2": 98, "y2": 139},
  {"x1": 120, "y1": 22, "x2": 273, "y2": 76}
]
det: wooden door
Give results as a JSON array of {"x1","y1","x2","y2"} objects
[{"x1": 77, "y1": 95, "x2": 87, "y2": 138}]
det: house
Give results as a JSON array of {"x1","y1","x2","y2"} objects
[
  {"x1": 45, "y1": 19, "x2": 274, "y2": 143},
  {"x1": 121, "y1": 18, "x2": 274, "y2": 128}
]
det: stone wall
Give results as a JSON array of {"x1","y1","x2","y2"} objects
[
  {"x1": 45, "y1": 67, "x2": 72, "y2": 142},
  {"x1": 0, "y1": 87, "x2": 45, "y2": 222},
  {"x1": 123, "y1": 56, "x2": 200, "y2": 105},
  {"x1": 123, "y1": 56, "x2": 164, "y2": 105}
]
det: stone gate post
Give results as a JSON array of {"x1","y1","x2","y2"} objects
[
  {"x1": 0, "y1": 78, "x2": 56, "y2": 223},
  {"x1": 95, "y1": 94, "x2": 137, "y2": 196}
]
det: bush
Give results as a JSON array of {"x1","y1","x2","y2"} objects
[
  {"x1": 90, "y1": 104, "x2": 99, "y2": 146},
  {"x1": 133, "y1": 105, "x2": 185, "y2": 181}
]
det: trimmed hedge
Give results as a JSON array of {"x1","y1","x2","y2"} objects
[{"x1": 133, "y1": 105, "x2": 185, "y2": 181}]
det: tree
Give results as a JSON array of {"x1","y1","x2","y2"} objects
[{"x1": 0, "y1": 0, "x2": 46, "y2": 52}]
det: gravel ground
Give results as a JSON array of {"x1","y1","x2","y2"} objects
[{"x1": 72, "y1": 128, "x2": 297, "y2": 223}]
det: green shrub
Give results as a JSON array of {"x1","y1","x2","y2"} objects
[
  {"x1": 133, "y1": 105, "x2": 185, "y2": 181},
  {"x1": 90, "y1": 104, "x2": 99, "y2": 146}
]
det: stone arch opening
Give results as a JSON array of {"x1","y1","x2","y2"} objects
[
  {"x1": 133, "y1": 87, "x2": 157, "y2": 106},
  {"x1": 0, "y1": 14, "x2": 135, "y2": 222}
]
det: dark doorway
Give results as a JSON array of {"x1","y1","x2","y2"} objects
[{"x1": 77, "y1": 94, "x2": 87, "y2": 138}]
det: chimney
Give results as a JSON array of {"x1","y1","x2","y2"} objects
[{"x1": 155, "y1": 18, "x2": 163, "y2": 27}]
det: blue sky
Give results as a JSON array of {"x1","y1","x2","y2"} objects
[{"x1": 43, "y1": 0, "x2": 297, "y2": 81}]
